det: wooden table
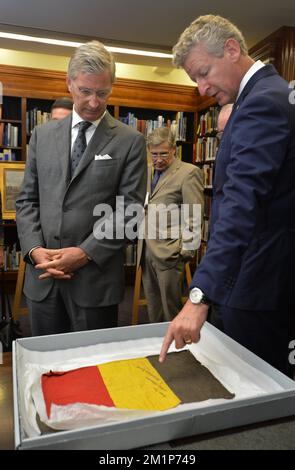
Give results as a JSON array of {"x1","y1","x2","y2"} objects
[{"x1": 0, "y1": 352, "x2": 14, "y2": 450}]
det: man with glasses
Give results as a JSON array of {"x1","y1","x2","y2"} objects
[
  {"x1": 138, "y1": 127, "x2": 203, "y2": 323},
  {"x1": 16, "y1": 41, "x2": 147, "y2": 336}
]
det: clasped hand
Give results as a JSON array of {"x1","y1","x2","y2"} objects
[{"x1": 33, "y1": 247, "x2": 89, "y2": 280}]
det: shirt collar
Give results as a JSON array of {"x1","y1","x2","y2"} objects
[
  {"x1": 71, "y1": 108, "x2": 106, "y2": 129},
  {"x1": 236, "y1": 60, "x2": 265, "y2": 101}
]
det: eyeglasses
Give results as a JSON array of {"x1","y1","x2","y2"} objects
[
  {"x1": 73, "y1": 81, "x2": 112, "y2": 101},
  {"x1": 150, "y1": 152, "x2": 170, "y2": 160}
]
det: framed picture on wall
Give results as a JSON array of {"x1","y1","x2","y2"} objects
[{"x1": 0, "y1": 162, "x2": 25, "y2": 220}]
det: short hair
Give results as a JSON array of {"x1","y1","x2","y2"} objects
[
  {"x1": 51, "y1": 96, "x2": 73, "y2": 112},
  {"x1": 173, "y1": 15, "x2": 248, "y2": 68},
  {"x1": 68, "y1": 40, "x2": 116, "y2": 83},
  {"x1": 147, "y1": 127, "x2": 176, "y2": 148}
]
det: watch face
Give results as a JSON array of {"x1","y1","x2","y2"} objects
[{"x1": 190, "y1": 287, "x2": 203, "y2": 304}]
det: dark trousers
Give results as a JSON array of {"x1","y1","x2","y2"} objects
[
  {"x1": 27, "y1": 282, "x2": 118, "y2": 336},
  {"x1": 209, "y1": 303, "x2": 291, "y2": 376}
]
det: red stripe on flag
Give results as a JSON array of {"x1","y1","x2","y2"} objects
[{"x1": 42, "y1": 366, "x2": 114, "y2": 418}]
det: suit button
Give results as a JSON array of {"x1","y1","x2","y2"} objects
[{"x1": 54, "y1": 236, "x2": 60, "y2": 240}]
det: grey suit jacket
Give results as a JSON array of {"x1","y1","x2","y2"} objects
[
  {"x1": 138, "y1": 158, "x2": 203, "y2": 270},
  {"x1": 16, "y1": 111, "x2": 147, "y2": 307}
]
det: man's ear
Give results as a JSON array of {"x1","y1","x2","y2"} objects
[
  {"x1": 66, "y1": 76, "x2": 72, "y2": 93},
  {"x1": 223, "y1": 38, "x2": 241, "y2": 62}
]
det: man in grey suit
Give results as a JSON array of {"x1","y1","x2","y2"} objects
[
  {"x1": 138, "y1": 127, "x2": 203, "y2": 322},
  {"x1": 16, "y1": 41, "x2": 147, "y2": 336}
]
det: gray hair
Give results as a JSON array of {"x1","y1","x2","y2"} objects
[
  {"x1": 173, "y1": 15, "x2": 248, "y2": 68},
  {"x1": 147, "y1": 127, "x2": 176, "y2": 148},
  {"x1": 68, "y1": 41, "x2": 116, "y2": 83}
]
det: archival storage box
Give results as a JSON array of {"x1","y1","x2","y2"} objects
[{"x1": 12, "y1": 322, "x2": 295, "y2": 449}]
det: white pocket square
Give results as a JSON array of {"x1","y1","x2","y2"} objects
[{"x1": 95, "y1": 154, "x2": 112, "y2": 160}]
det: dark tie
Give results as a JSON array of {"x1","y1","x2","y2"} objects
[
  {"x1": 71, "y1": 121, "x2": 92, "y2": 176},
  {"x1": 151, "y1": 170, "x2": 162, "y2": 193}
]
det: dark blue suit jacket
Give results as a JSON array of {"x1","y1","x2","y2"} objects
[{"x1": 192, "y1": 65, "x2": 295, "y2": 310}]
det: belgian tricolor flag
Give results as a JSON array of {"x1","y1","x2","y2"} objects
[{"x1": 42, "y1": 351, "x2": 234, "y2": 418}]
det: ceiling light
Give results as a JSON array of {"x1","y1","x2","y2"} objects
[{"x1": 0, "y1": 31, "x2": 173, "y2": 59}]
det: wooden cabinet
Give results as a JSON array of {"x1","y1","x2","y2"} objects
[{"x1": 249, "y1": 26, "x2": 295, "y2": 82}]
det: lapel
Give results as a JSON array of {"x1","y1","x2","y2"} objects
[
  {"x1": 220, "y1": 65, "x2": 278, "y2": 145},
  {"x1": 235, "y1": 64, "x2": 278, "y2": 109},
  {"x1": 150, "y1": 159, "x2": 180, "y2": 199},
  {"x1": 213, "y1": 65, "x2": 278, "y2": 188},
  {"x1": 70, "y1": 111, "x2": 118, "y2": 184},
  {"x1": 55, "y1": 114, "x2": 72, "y2": 186}
]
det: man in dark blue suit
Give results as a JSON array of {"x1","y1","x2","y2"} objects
[{"x1": 160, "y1": 15, "x2": 295, "y2": 375}]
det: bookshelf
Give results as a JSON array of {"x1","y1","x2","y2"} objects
[
  {"x1": 0, "y1": 63, "x2": 208, "y2": 285},
  {"x1": 0, "y1": 97, "x2": 22, "y2": 162},
  {"x1": 193, "y1": 100, "x2": 219, "y2": 259}
]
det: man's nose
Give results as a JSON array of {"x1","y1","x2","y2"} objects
[
  {"x1": 197, "y1": 79, "x2": 210, "y2": 96},
  {"x1": 88, "y1": 93, "x2": 101, "y2": 107}
]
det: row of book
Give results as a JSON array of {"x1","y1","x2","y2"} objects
[
  {"x1": 194, "y1": 136, "x2": 218, "y2": 163},
  {"x1": 26, "y1": 108, "x2": 51, "y2": 136},
  {"x1": 119, "y1": 112, "x2": 188, "y2": 141},
  {"x1": 0, "y1": 122, "x2": 19, "y2": 147},
  {"x1": 0, "y1": 148, "x2": 17, "y2": 161},
  {"x1": 1, "y1": 245, "x2": 21, "y2": 271},
  {"x1": 197, "y1": 107, "x2": 219, "y2": 136}
]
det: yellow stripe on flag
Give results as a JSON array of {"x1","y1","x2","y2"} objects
[{"x1": 98, "y1": 358, "x2": 180, "y2": 411}]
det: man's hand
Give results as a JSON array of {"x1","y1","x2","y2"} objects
[
  {"x1": 34, "y1": 247, "x2": 89, "y2": 280},
  {"x1": 159, "y1": 300, "x2": 209, "y2": 363}
]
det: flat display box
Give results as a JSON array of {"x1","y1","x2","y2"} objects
[{"x1": 13, "y1": 322, "x2": 295, "y2": 450}]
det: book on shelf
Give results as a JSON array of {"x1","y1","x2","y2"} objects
[
  {"x1": 0, "y1": 122, "x2": 4, "y2": 144},
  {"x1": 3, "y1": 244, "x2": 21, "y2": 271},
  {"x1": 194, "y1": 136, "x2": 218, "y2": 163},
  {"x1": 0, "y1": 122, "x2": 19, "y2": 147},
  {"x1": 197, "y1": 107, "x2": 219, "y2": 136},
  {"x1": 119, "y1": 112, "x2": 188, "y2": 141},
  {"x1": 0, "y1": 148, "x2": 16, "y2": 161},
  {"x1": 203, "y1": 164, "x2": 213, "y2": 188},
  {"x1": 26, "y1": 108, "x2": 51, "y2": 135}
]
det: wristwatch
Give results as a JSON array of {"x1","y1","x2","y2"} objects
[{"x1": 189, "y1": 287, "x2": 211, "y2": 306}]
